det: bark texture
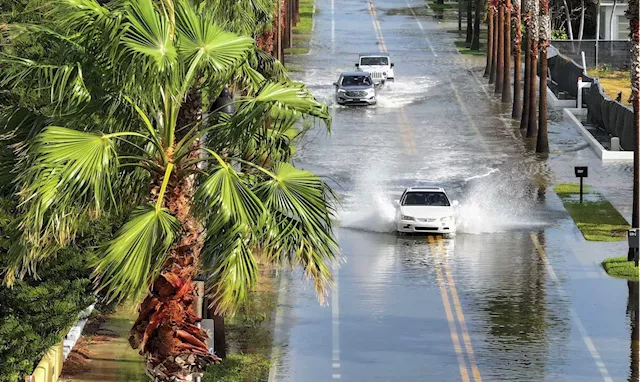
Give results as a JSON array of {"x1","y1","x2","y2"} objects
[
  {"x1": 512, "y1": 0, "x2": 522, "y2": 118},
  {"x1": 502, "y1": 0, "x2": 512, "y2": 103},
  {"x1": 628, "y1": 0, "x2": 639, "y2": 261},
  {"x1": 536, "y1": 10, "x2": 550, "y2": 153},
  {"x1": 485, "y1": 3, "x2": 494, "y2": 77},
  {"x1": 490, "y1": 5, "x2": 499, "y2": 84},
  {"x1": 495, "y1": 1, "x2": 504, "y2": 93}
]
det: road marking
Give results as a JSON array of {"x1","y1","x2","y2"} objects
[
  {"x1": 428, "y1": 236, "x2": 471, "y2": 382},
  {"x1": 398, "y1": 109, "x2": 418, "y2": 155},
  {"x1": 436, "y1": 239, "x2": 483, "y2": 382},
  {"x1": 332, "y1": 261, "x2": 341, "y2": 379},
  {"x1": 404, "y1": 0, "x2": 437, "y2": 56},
  {"x1": 530, "y1": 233, "x2": 613, "y2": 382},
  {"x1": 330, "y1": 0, "x2": 335, "y2": 54}
]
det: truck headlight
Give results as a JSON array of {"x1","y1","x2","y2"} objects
[
  {"x1": 440, "y1": 216, "x2": 453, "y2": 222},
  {"x1": 401, "y1": 215, "x2": 415, "y2": 221},
  {"x1": 337, "y1": 89, "x2": 346, "y2": 93}
]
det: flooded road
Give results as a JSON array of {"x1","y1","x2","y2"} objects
[{"x1": 270, "y1": 0, "x2": 638, "y2": 380}]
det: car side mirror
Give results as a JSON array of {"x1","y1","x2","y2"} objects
[
  {"x1": 390, "y1": 63, "x2": 394, "y2": 68},
  {"x1": 452, "y1": 200, "x2": 459, "y2": 207},
  {"x1": 333, "y1": 82, "x2": 338, "y2": 86},
  {"x1": 355, "y1": 63, "x2": 359, "y2": 67}
]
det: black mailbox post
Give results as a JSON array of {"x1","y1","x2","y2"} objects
[
  {"x1": 629, "y1": 229, "x2": 639, "y2": 267},
  {"x1": 574, "y1": 166, "x2": 588, "y2": 203}
]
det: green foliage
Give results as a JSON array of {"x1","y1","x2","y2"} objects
[
  {"x1": 554, "y1": 184, "x2": 630, "y2": 241},
  {"x1": 202, "y1": 353, "x2": 270, "y2": 382},
  {"x1": 551, "y1": 29, "x2": 568, "y2": 40},
  {"x1": 602, "y1": 257, "x2": 639, "y2": 281}
]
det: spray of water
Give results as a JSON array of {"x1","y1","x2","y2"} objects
[{"x1": 455, "y1": 172, "x2": 549, "y2": 234}]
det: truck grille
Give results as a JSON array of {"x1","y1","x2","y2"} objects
[
  {"x1": 371, "y1": 72, "x2": 384, "y2": 79},
  {"x1": 345, "y1": 91, "x2": 367, "y2": 97}
]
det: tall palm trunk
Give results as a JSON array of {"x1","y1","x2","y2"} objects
[
  {"x1": 485, "y1": 3, "x2": 495, "y2": 77},
  {"x1": 628, "y1": 0, "x2": 639, "y2": 260},
  {"x1": 129, "y1": 92, "x2": 219, "y2": 381},
  {"x1": 520, "y1": 32, "x2": 531, "y2": 129},
  {"x1": 512, "y1": 0, "x2": 522, "y2": 117},
  {"x1": 490, "y1": 5, "x2": 499, "y2": 83},
  {"x1": 471, "y1": 0, "x2": 483, "y2": 50},
  {"x1": 502, "y1": 0, "x2": 512, "y2": 103},
  {"x1": 467, "y1": 0, "x2": 474, "y2": 43},
  {"x1": 536, "y1": 2, "x2": 550, "y2": 153},
  {"x1": 526, "y1": 0, "x2": 539, "y2": 138},
  {"x1": 495, "y1": 0, "x2": 504, "y2": 93}
]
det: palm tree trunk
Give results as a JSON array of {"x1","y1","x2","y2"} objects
[
  {"x1": 526, "y1": 39, "x2": 538, "y2": 138},
  {"x1": 490, "y1": 6, "x2": 499, "y2": 83},
  {"x1": 471, "y1": 0, "x2": 483, "y2": 50},
  {"x1": 495, "y1": 1, "x2": 504, "y2": 93},
  {"x1": 130, "y1": 183, "x2": 219, "y2": 380},
  {"x1": 520, "y1": 32, "x2": 531, "y2": 129},
  {"x1": 485, "y1": 3, "x2": 495, "y2": 76},
  {"x1": 628, "y1": 0, "x2": 639, "y2": 260},
  {"x1": 536, "y1": 8, "x2": 550, "y2": 153},
  {"x1": 502, "y1": 0, "x2": 512, "y2": 103},
  {"x1": 512, "y1": 0, "x2": 522, "y2": 117},
  {"x1": 467, "y1": 0, "x2": 474, "y2": 43}
]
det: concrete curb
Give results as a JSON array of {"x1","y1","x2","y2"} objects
[
  {"x1": 563, "y1": 108, "x2": 634, "y2": 161},
  {"x1": 62, "y1": 303, "x2": 95, "y2": 359}
]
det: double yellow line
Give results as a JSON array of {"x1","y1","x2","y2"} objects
[
  {"x1": 367, "y1": 0, "x2": 417, "y2": 156},
  {"x1": 428, "y1": 236, "x2": 483, "y2": 382}
]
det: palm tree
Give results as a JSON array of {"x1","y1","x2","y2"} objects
[
  {"x1": 490, "y1": 0, "x2": 499, "y2": 84},
  {"x1": 628, "y1": 0, "x2": 639, "y2": 260},
  {"x1": 502, "y1": 0, "x2": 512, "y2": 103},
  {"x1": 525, "y1": 0, "x2": 539, "y2": 139},
  {"x1": 512, "y1": 0, "x2": 522, "y2": 118},
  {"x1": 495, "y1": 0, "x2": 504, "y2": 93},
  {"x1": 0, "y1": 0, "x2": 337, "y2": 379},
  {"x1": 536, "y1": 1, "x2": 550, "y2": 153},
  {"x1": 485, "y1": 0, "x2": 495, "y2": 77},
  {"x1": 520, "y1": 0, "x2": 531, "y2": 131},
  {"x1": 471, "y1": 0, "x2": 483, "y2": 51}
]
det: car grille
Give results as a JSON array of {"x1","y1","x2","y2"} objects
[
  {"x1": 371, "y1": 72, "x2": 384, "y2": 79},
  {"x1": 415, "y1": 227, "x2": 438, "y2": 231},
  {"x1": 418, "y1": 218, "x2": 437, "y2": 222},
  {"x1": 345, "y1": 91, "x2": 367, "y2": 97}
]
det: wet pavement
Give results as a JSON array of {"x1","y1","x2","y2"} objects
[{"x1": 270, "y1": 0, "x2": 638, "y2": 381}]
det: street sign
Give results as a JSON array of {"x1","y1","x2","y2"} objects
[
  {"x1": 574, "y1": 166, "x2": 588, "y2": 203},
  {"x1": 574, "y1": 166, "x2": 588, "y2": 177}
]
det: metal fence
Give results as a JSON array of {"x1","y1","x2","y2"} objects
[
  {"x1": 547, "y1": 53, "x2": 634, "y2": 151},
  {"x1": 550, "y1": 40, "x2": 632, "y2": 70}
]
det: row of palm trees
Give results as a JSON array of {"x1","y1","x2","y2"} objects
[
  {"x1": 0, "y1": 0, "x2": 335, "y2": 380},
  {"x1": 484, "y1": 0, "x2": 551, "y2": 153}
]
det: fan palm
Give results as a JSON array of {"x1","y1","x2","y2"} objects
[{"x1": 0, "y1": 0, "x2": 337, "y2": 379}]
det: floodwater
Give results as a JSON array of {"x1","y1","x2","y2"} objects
[{"x1": 270, "y1": 0, "x2": 638, "y2": 380}]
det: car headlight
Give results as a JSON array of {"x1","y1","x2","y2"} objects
[
  {"x1": 367, "y1": 88, "x2": 375, "y2": 94},
  {"x1": 337, "y1": 89, "x2": 346, "y2": 93},
  {"x1": 401, "y1": 215, "x2": 415, "y2": 221},
  {"x1": 440, "y1": 216, "x2": 453, "y2": 222}
]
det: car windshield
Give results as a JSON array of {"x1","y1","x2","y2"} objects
[
  {"x1": 360, "y1": 57, "x2": 389, "y2": 65},
  {"x1": 341, "y1": 75, "x2": 372, "y2": 86},
  {"x1": 402, "y1": 192, "x2": 450, "y2": 206}
]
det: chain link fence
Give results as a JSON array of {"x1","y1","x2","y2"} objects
[{"x1": 550, "y1": 40, "x2": 632, "y2": 70}]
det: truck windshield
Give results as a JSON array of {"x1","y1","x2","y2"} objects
[
  {"x1": 360, "y1": 57, "x2": 389, "y2": 65},
  {"x1": 402, "y1": 192, "x2": 450, "y2": 206}
]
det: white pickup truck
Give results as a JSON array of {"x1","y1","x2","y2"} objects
[{"x1": 355, "y1": 53, "x2": 395, "y2": 84}]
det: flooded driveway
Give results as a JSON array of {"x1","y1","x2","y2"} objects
[{"x1": 270, "y1": 0, "x2": 638, "y2": 381}]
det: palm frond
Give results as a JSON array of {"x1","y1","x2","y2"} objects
[{"x1": 93, "y1": 205, "x2": 180, "y2": 302}]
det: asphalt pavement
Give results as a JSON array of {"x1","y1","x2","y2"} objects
[{"x1": 269, "y1": 0, "x2": 638, "y2": 380}]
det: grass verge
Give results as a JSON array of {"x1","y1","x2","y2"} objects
[
  {"x1": 602, "y1": 256, "x2": 639, "y2": 281},
  {"x1": 587, "y1": 67, "x2": 632, "y2": 106},
  {"x1": 287, "y1": 0, "x2": 314, "y2": 55},
  {"x1": 555, "y1": 183, "x2": 630, "y2": 242},
  {"x1": 202, "y1": 266, "x2": 278, "y2": 382},
  {"x1": 454, "y1": 40, "x2": 485, "y2": 56}
]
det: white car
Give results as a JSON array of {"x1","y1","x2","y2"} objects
[
  {"x1": 355, "y1": 53, "x2": 394, "y2": 84},
  {"x1": 395, "y1": 187, "x2": 458, "y2": 236}
]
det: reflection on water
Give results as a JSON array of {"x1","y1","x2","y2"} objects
[{"x1": 628, "y1": 281, "x2": 639, "y2": 382}]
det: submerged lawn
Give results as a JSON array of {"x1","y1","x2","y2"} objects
[
  {"x1": 602, "y1": 256, "x2": 639, "y2": 281},
  {"x1": 587, "y1": 67, "x2": 632, "y2": 106},
  {"x1": 555, "y1": 183, "x2": 630, "y2": 242}
]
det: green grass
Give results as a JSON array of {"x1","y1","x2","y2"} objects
[
  {"x1": 555, "y1": 183, "x2": 630, "y2": 242},
  {"x1": 285, "y1": 47, "x2": 309, "y2": 55},
  {"x1": 454, "y1": 40, "x2": 485, "y2": 56},
  {"x1": 602, "y1": 256, "x2": 639, "y2": 281},
  {"x1": 287, "y1": 0, "x2": 314, "y2": 55},
  {"x1": 587, "y1": 67, "x2": 632, "y2": 106},
  {"x1": 202, "y1": 354, "x2": 270, "y2": 382}
]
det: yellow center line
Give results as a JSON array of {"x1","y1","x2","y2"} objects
[
  {"x1": 428, "y1": 236, "x2": 471, "y2": 382},
  {"x1": 436, "y1": 239, "x2": 483, "y2": 382}
]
